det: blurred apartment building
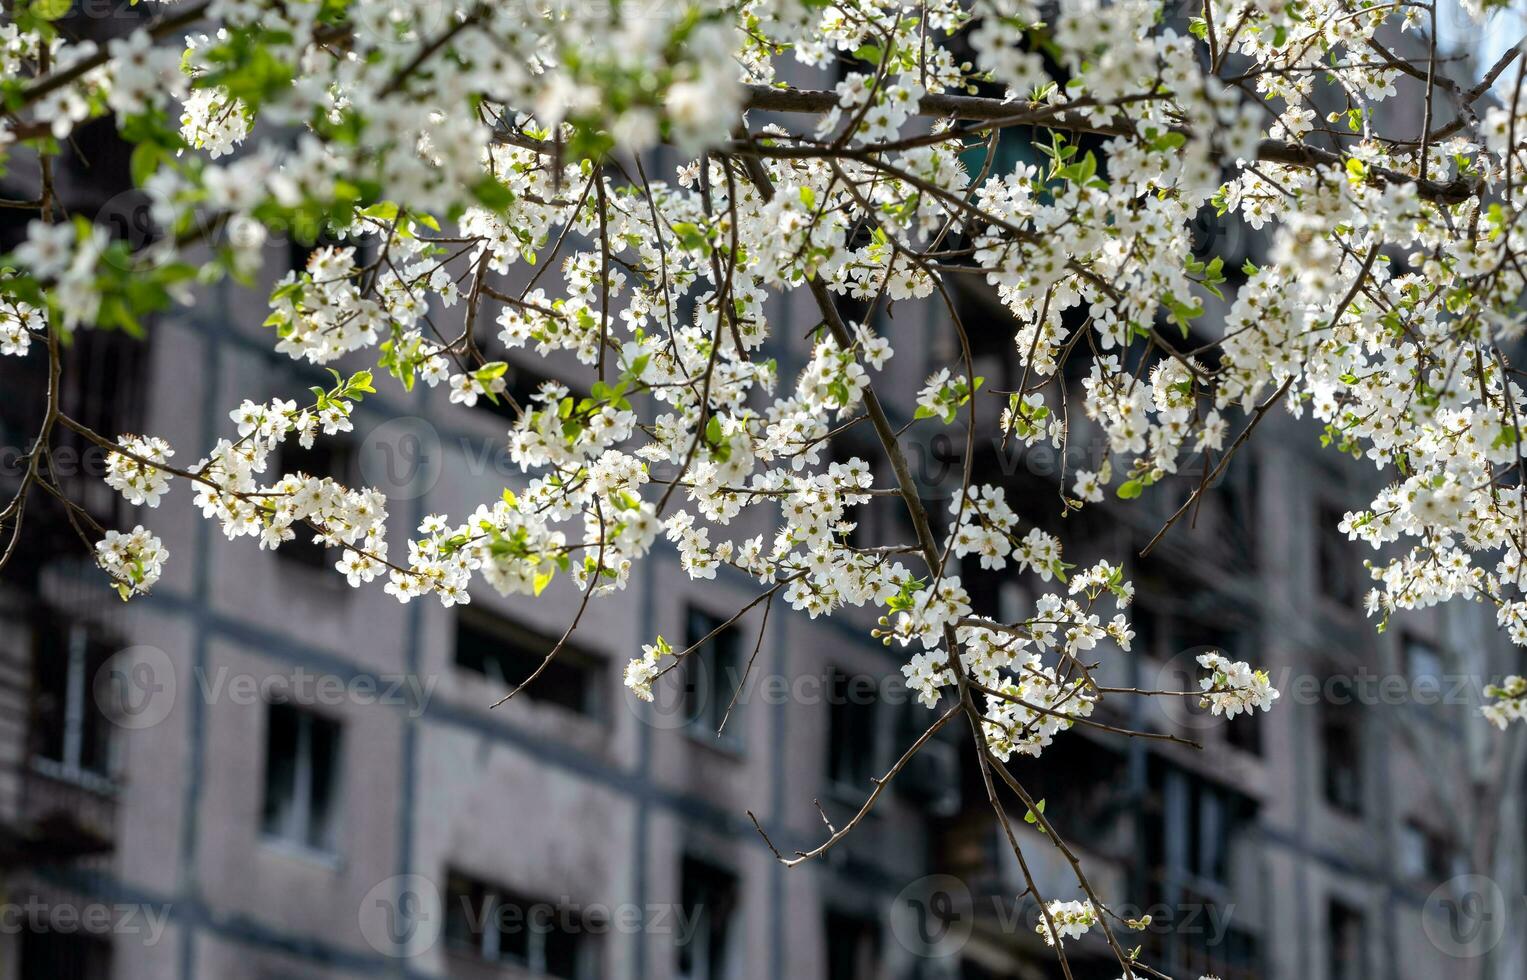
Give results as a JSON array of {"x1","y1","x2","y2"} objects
[{"x1": 0, "y1": 17, "x2": 1525, "y2": 980}]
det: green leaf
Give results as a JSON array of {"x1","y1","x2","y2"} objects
[
  {"x1": 30, "y1": 0, "x2": 72, "y2": 21},
  {"x1": 345, "y1": 370, "x2": 375, "y2": 397},
  {"x1": 1150, "y1": 131, "x2": 1187, "y2": 153},
  {"x1": 1117, "y1": 479, "x2": 1144, "y2": 500},
  {"x1": 670, "y1": 221, "x2": 709, "y2": 252},
  {"x1": 130, "y1": 142, "x2": 163, "y2": 188},
  {"x1": 470, "y1": 177, "x2": 515, "y2": 213},
  {"x1": 360, "y1": 201, "x2": 400, "y2": 222},
  {"x1": 852, "y1": 42, "x2": 884, "y2": 64}
]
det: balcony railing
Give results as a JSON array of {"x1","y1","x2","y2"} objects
[
  {"x1": 1140, "y1": 867, "x2": 1261, "y2": 980},
  {"x1": 0, "y1": 760, "x2": 118, "y2": 867}
]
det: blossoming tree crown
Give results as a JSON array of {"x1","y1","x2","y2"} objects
[{"x1": 2, "y1": 0, "x2": 1525, "y2": 974}]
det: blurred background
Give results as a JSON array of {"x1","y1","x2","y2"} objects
[{"x1": 1, "y1": 3, "x2": 1526, "y2": 980}]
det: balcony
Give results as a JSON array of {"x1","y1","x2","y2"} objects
[
  {"x1": 0, "y1": 762, "x2": 118, "y2": 867},
  {"x1": 0, "y1": 607, "x2": 120, "y2": 869},
  {"x1": 1139, "y1": 867, "x2": 1261, "y2": 980}
]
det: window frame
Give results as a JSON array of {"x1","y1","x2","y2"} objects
[
  {"x1": 443, "y1": 870, "x2": 594, "y2": 979},
  {"x1": 826, "y1": 667, "x2": 880, "y2": 795},
  {"x1": 30, "y1": 620, "x2": 117, "y2": 790},
  {"x1": 453, "y1": 605, "x2": 606, "y2": 719},
  {"x1": 260, "y1": 700, "x2": 343, "y2": 856},
  {"x1": 683, "y1": 605, "x2": 745, "y2": 752},
  {"x1": 677, "y1": 855, "x2": 738, "y2": 980}
]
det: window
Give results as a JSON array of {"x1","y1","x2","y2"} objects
[
  {"x1": 685, "y1": 607, "x2": 743, "y2": 746},
  {"x1": 1398, "y1": 821, "x2": 1450, "y2": 882},
  {"x1": 827, "y1": 668, "x2": 878, "y2": 791},
  {"x1": 1174, "y1": 617, "x2": 1261, "y2": 753},
  {"x1": 1156, "y1": 767, "x2": 1243, "y2": 885},
  {"x1": 1405, "y1": 636, "x2": 1446, "y2": 710},
  {"x1": 1320, "y1": 696, "x2": 1363, "y2": 815},
  {"x1": 1317, "y1": 503, "x2": 1359, "y2": 607},
  {"x1": 828, "y1": 441, "x2": 875, "y2": 549},
  {"x1": 455, "y1": 606, "x2": 603, "y2": 717},
  {"x1": 678, "y1": 857, "x2": 738, "y2": 980},
  {"x1": 275, "y1": 437, "x2": 352, "y2": 569},
  {"x1": 444, "y1": 871, "x2": 592, "y2": 979},
  {"x1": 31, "y1": 621, "x2": 114, "y2": 781},
  {"x1": 50, "y1": 330, "x2": 149, "y2": 525},
  {"x1": 21, "y1": 929, "x2": 110, "y2": 980},
  {"x1": 1222, "y1": 456, "x2": 1260, "y2": 568},
  {"x1": 825, "y1": 910, "x2": 880, "y2": 980},
  {"x1": 261, "y1": 702, "x2": 342, "y2": 852},
  {"x1": 1327, "y1": 900, "x2": 1366, "y2": 980},
  {"x1": 1225, "y1": 709, "x2": 1262, "y2": 755}
]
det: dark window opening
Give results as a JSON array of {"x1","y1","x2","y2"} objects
[
  {"x1": 275, "y1": 438, "x2": 353, "y2": 570},
  {"x1": 21, "y1": 928, "x2": 111, "y2": 980},
  {"x1": 1142, "y1": 763, "x2": 1258, "y2": 979},
  {"x1": 685, "y1": 606, "x2": 743, "y2": 746},
  {"x1": 1399, "y1": 821, "x2": 1452, "y2": 882},
  {"x1": 1225, "y1": 711, "x2": 1263, "y2": 756},
  {"x1": 1321, "y1": 695, "x2": 1364, "y2": 816},
  {"x1": 827, "y1": 668, "x2": 878, "y2": 790},
  {"x1": 678, "y1": 856, "x2": 737, "y2": 980},
  {"x1": 444, "y1": 870, "x2": 593, "y2": 979},
  {"x1": 454, "y1": 606, "x2": 602, "y2": 717},
  {"x1": 261, "y1": 702, "x2": 342, "y2": 851},
  {"x1": 1317, "y1": 502, "x2": 1359, "y2": 607},
  {"x1": 825, "y1": 909, "x2": 880, "y2": 980},
  {"x1": 31, "y1": 619, "x2": 115, "y2": 780},
  {"x1": 1405, "y1": 636, "x2": 1448, "y2": 716},
  {"x1": 1328, "y1": 900, "x2": 1366, "y2": 980},
  {"x1": 828, "y1": 440, "x2": 877, "y2": 549},
  {"x1": 1148, "y1": 766, "x2": 1249, "y2": 887}
]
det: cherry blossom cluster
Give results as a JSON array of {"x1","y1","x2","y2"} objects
[
  {"x1": 1036, "y1": 899, "x2": 1097, "y2": 947},
  {"x1": 95, "y1": 525, "x2": 169, "y2": 600},
  {"x1": 1196, "y1": 652, "x2": 1281, "y2": 720},
  {"x1": 1482, "y1": 676, "x2": 1527, "y2": 730}
]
